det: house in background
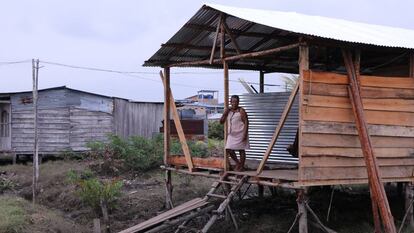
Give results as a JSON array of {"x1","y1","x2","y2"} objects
[{"x1": 0, "y1": 86, "x2": 163, "y2": 157}]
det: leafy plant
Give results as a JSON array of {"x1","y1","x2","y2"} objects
[
  {"x1": 208, "y1": 121, "x2": 224, "y2": 140},
  {"x1": 66, "y1": 170, "x2": 122, "y2": 215}
]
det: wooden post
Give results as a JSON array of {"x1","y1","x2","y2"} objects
[
  {"x1": 259, "y1": 71, "x2": 264, "y2": 93},
  {"x1": 221, "y1": 23, "x2": 229, "y2": 171},
  {"x1": 93, "y1": 218, "x2": 101, "y2": 233},
  {"x1": 297, "y1": 189, "x2": 308, "y2": 233},
  {"x1": 298, "y1": 42, "x2": 309, "y2": 182},
  {"x1": 32, "y1": 59, "x2": 39, "y2": 205},
  {"x1": 405, "y1": 182, "x2": 414, "y2": 230},
  {"x1": 163, "y1": 67, "x2": 171, "y2": 165},
  {"x1": 343, "y1": 49, "x2": 396, "y2": 233},
  {"x1": 163, "y1": 67, "x2": 173, "y2": 209}
]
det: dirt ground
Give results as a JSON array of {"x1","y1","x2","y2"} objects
[{"x1": 0, "y1": 159, "x2": 412, "y2": 233}]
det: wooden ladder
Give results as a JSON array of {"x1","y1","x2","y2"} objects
[{"x1": 175, "y1": 174, "x2": 249, "y2": 233}]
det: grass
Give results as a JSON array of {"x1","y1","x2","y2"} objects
[{"x1": 0, "y1": 196, "x2": 27, "y2": 233}]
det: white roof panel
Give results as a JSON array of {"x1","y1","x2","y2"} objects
[{"x1": 207, "y1": 3, "x2": 414, "y2": 49}]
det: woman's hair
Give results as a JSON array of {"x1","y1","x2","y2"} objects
[{"x1": 231, "y1": 95, "x2": 239, "y2": 101}]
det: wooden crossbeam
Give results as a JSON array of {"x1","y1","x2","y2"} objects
[
  {"x1": 169, "y1": 42, "x2": 300, "y2": 67},
  {"x1": 342, "y1": 49, "x2": 396, "y2": 233},
  {"x1": 256, "y1": 81, "x2": 299, "y2": 175},
  {"x1": 160, "y1": 71, "x2": 194, "y2": 172},
  {"x1": 209, "y1": 15, "x2": 222, "y2": 64},
  {"x1": 222, "y1": 20, "x2": 242, "y2": 55}
]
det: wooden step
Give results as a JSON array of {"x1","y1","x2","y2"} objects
[{"x1": 207, "y1": 193, "x2": 227, "y2": 199}]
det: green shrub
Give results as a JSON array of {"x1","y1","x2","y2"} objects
[
  {"x1": 86, "y1": 134, "x2": 163, "y2": 172},
  {"x1": 208, "y1": 121, "x2": 224, "y2": 140},
  {"x1": 67, "y1": 170, "x2": 122, "y2": 214}
]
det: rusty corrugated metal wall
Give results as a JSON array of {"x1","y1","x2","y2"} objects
[
  {"x1": 113, "y1": 98, "x2": 164, "y2": 139},
  {"x1": 239, "y1": 92, "x2": 299, "y2": 164}
]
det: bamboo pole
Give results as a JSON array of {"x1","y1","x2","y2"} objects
[
  {"x1": 163, "y1": 67, "x2": 171, "y2": 165},
  {"x1": 209, "y1": 15, "x2": 222, "y2": 64},
  {"x1": 221, "y1": 22, "x2": 230, "y2": 171},
  {"x1": 343, "y1": 49, "x2": 396, "y2": 233},
  {"x1": 32, "y1": 59, "x2": 39, "y2": 205},
  {"x1": 297, "y1": 189, "x2": 308, "y2": 233},
  {"x1": 169, "y1": 42, "x2": 301, "y2": 67}
]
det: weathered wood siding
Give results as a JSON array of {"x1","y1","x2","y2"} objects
[
  {"x1": 69, "y1": 107, "x2": 113, "y2": 151},
  {"x1": 299, "y1": 70, "x2": 414, "y2": 185},
  {"x1": 114, "y1": 98, "x2": 163, "y2": 138},
  {"x1": 10, "y1": 89, "x2": 70, "y2": 153},
  {"x1": 9, "y1": 88, "x2": 114, "y2": 154}
]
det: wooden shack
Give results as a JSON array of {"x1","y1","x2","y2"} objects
[
  {"x1": 122, "y1": 3, "x2": 414, "y2": 233},
  {"x1": 0, "y1": 86, "x2": 163, "y2": 156}
]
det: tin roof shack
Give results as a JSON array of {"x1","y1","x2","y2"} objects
[
  {"x1": 0, "y1": 86, "x2": 163, "y2": 156},
  {"x1": 120, "y1": 4, "x2": 414, "y2": 233}
]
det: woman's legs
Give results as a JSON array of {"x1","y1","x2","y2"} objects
[
  {"x1": 226, "y1": 149, "x2": 240, "y2": 169},
  {"x1": 238, "y1": 150, "x2": 246, "y2": 171}
]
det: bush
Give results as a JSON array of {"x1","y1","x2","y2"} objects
[
  {"x1": 67, "y1": 170, "x2": 123, "y2": 215},
  {"x1": 86, "y1": 134, "x2": 163, "y2": 173},
  {"x1": 208, "y1": 121, "x2": 224, "y2": 140},
  {"x1": 0, "y1": 196, "x2": 27, "y2": 233}
]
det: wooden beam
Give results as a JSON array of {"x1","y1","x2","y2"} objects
[
  {"x1": 160, "y1": 71, "x2": 194, "y2": 172},
  {"x1": 209, "y1": 15, "x2": 222, "y2": 64},
  {"x1": 297, "y1": 189, "x2": 308, "y2": 233},
  {"x1": 256, "y1": 81, "x2": 299, "y2": 174},
  {"x1": 163, "y1": 67, "x2": 171, "y2": 165},
  {"x1": 259, "y1": 71, "x2": 264, "y2": 93},
  {"x1": 169, "y1": 42, "x2": 301, "y2": 67},
  {"x1": 222, "y1": 20, "x2": 242, "y2": 54},
  {"x1": 161, "y1": 43, "x2": 242, "y2": 53},
  {"x1": 342, "y1": 49, "x2": 396, "y2": 233}
]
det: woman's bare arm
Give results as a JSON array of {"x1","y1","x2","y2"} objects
[{"x1": 220, "y1": 108, "x2": 230, "y2": 124}]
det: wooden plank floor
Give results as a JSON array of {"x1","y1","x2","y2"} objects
[{"x1": 227, "y1": 169, "x2": 298, "y2": 181}]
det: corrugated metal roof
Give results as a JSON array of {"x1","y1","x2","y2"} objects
[
  {"x1": 207, "y1": 3, "x2": 414, "y2": 49},
  {"x1": 144, "y1": 4, "x2": 414, "y2": 72}
]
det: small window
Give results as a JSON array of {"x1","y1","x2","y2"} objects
[{"x1": 0, "y1": 110, "x2": 9, "y2": 137}]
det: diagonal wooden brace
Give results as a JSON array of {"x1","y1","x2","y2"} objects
[{"x1": 160, "y1": 71, "x2": 194, "y2": 172}]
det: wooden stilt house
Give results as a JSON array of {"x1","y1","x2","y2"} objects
[{"x1": 121, "y1": 4, "x2": 414, "y2": 233}]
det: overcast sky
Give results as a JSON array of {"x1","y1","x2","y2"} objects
[{"x1": 1, "y1": 0, "x2": 413, "y2": 101}]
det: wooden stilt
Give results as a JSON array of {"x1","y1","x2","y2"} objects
[
  {"x1": 296, "y1": 189, "x2": 308, "y2": 233},
  {"x1": 165, "y1": 170, "x2": 174, "y2": 209},
  {"x1": 405, "y1": 182, "x2": 414, "y2": 230},
  {"x1": 12, "y1": 153, "x2": 17, "y2": 164}
]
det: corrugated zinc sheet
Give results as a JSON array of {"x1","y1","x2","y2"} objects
[
  {"x1": 113, "y1": 98, "x2": 164, "y2": 139},
  {"x1": 239, "y1": 92, "x2": 298, "y2": 164},
  {"x1": 208, "y1": 4, "x2": 414, "y2": 49}
]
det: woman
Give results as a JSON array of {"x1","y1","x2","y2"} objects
[{"x1": 220, "y1": 95, "x2": 249, "y2": 171}]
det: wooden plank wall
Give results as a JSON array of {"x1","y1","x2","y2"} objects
[
  {"x1": 113, "y1": 98, "x2": 164, "y2": 139},
  {"x1": 299, "y1": 70, "x2": 414, "y2": 185},
  {"x1": 69, "y1": 107, "x2": 113, "y2": 151},
  {"x1": 11, "y1": 90, "x2": 70, "y2": 153}
]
